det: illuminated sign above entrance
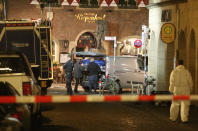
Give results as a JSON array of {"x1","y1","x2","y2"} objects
[{"x1": 75, "y1": 13, "x2": 106, "y2": 23}]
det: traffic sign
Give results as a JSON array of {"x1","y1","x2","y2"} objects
[
  {"x1": 134, "y1": 40, "x2": 143, "y2": 48},
  {"x1": 105, "y1": 36, "x2": 116, "y2": 41}
]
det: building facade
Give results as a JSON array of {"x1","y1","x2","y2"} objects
[
  {"x1": 4, "y1": 0, "x2": 148, "y2": 63},
  {"x1": 147, "y1": 0, "x2": 198, "y2": 95}
]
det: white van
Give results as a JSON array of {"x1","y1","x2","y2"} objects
[
  {"x1": 106, "y1": 56, "x2": 145, "y2": 90},
  {"x1": 73, "y1": 52, "x2": 146, "y2": 94}
]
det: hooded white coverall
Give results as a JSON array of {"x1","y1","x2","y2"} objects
[{"x1": 169, "y1": 65, "x2": 193, "y2": 122}]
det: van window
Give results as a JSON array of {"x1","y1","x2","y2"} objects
[
  {"x1": 0, "y1": 57, "x2": 29, "y2": 75},
  {"x1": 137, "y1": 55, "x2": 148, "y2": 71}
]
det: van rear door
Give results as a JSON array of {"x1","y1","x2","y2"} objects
[{"x1": 107, "y1": 56, "x2": 144, "y2": 88}]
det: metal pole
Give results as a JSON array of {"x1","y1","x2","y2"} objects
[
  {"x1": 113, "y1": 37, "x2": 117, "y2": 78},
  {"x1": 3, "y1": 0, "x2": 6, "y2": 20},
  {"x1": 142, "y1": 25, "x2": 148, "y2": 95}
]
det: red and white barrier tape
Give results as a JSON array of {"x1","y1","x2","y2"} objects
[{"x1": 0, "y1": 95, "x2": 198, "y2": 103}]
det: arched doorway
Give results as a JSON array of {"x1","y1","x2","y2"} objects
[
  {"x1": 188, "y1": 29, "x2": 196, "y2": 93},
  {"x1": 76, "y1": 32, "x2": 97, "y2": 52},
  {"x1": 178, "y1": 30, "x2": 187, "y2": 66}
]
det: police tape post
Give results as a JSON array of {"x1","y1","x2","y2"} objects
[{"x1": 1, "y1": 95, "x2": 198, "y2": 103}]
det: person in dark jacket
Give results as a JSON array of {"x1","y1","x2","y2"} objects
[
  {"x1": 73, "y1": 59, "x2": 83, "y2": 93},
  {"x1": 63, "y1": 55, "x2": 74, "y2": 95},
  {"x1": 87, "y1": 58, "x2": 101, "y2": 94}
]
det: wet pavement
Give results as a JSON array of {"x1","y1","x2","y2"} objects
[
  {"x1": 48, "y1": 82, "x2": 133, "y2": 95},
  {"x1": 36, "y1": 83, "x2": 198, "y2": 131}
]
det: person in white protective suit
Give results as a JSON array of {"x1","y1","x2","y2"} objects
[{"x1": 169, "y1": 60, "x2": 193, "y2": 123}]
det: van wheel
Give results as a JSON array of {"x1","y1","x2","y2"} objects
[{"x1": 108, "y1": 81, "x2": 120, "y2": 94}]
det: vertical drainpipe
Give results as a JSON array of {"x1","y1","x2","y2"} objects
[
  {"x1": 3, "y1": 0, "x2": 7, "y2": 49},
  {"x1": 174, "y1": 4, "x2": 180, "y2": 69}
]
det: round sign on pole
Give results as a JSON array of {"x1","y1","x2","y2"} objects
[
  {"x1": 161, "y1": 23, "x2": 176, "y2": 44},
  {"x1": 134, "y1": 40, "x2": 143, "y2": 48}
]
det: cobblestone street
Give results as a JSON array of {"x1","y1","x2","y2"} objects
[{"x1": 36, "y1": 83, "x2": 198, "y2": 131}]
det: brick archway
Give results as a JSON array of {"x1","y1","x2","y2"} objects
[{"x1": 74, "y1": 30, "x2": 97, "y2": 51}]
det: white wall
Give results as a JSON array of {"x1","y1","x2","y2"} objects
[{"x1": 148, "y1": 5, "x2": 176, "y2": 91}]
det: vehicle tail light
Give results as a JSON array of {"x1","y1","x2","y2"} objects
[
  {"x1": 13, "y1": 112, "x2": 23, "y2": 121},
  {"x1": 106, "y1": 75, "x2": 108, "y2": 78},
  {"x1": 23, "y1": 82, "x2": 32, "y2": 95},
  {"x1": 99, "y1": 81, "x2": 102, "y2": 87}
]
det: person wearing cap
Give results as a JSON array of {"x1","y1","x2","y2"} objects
[
  {"x1": 169, "y1": 60, "x2": 193, "y2": 123},
  {"x1": 63, "y1": 54, "x2": 74, "y2": 95}
]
